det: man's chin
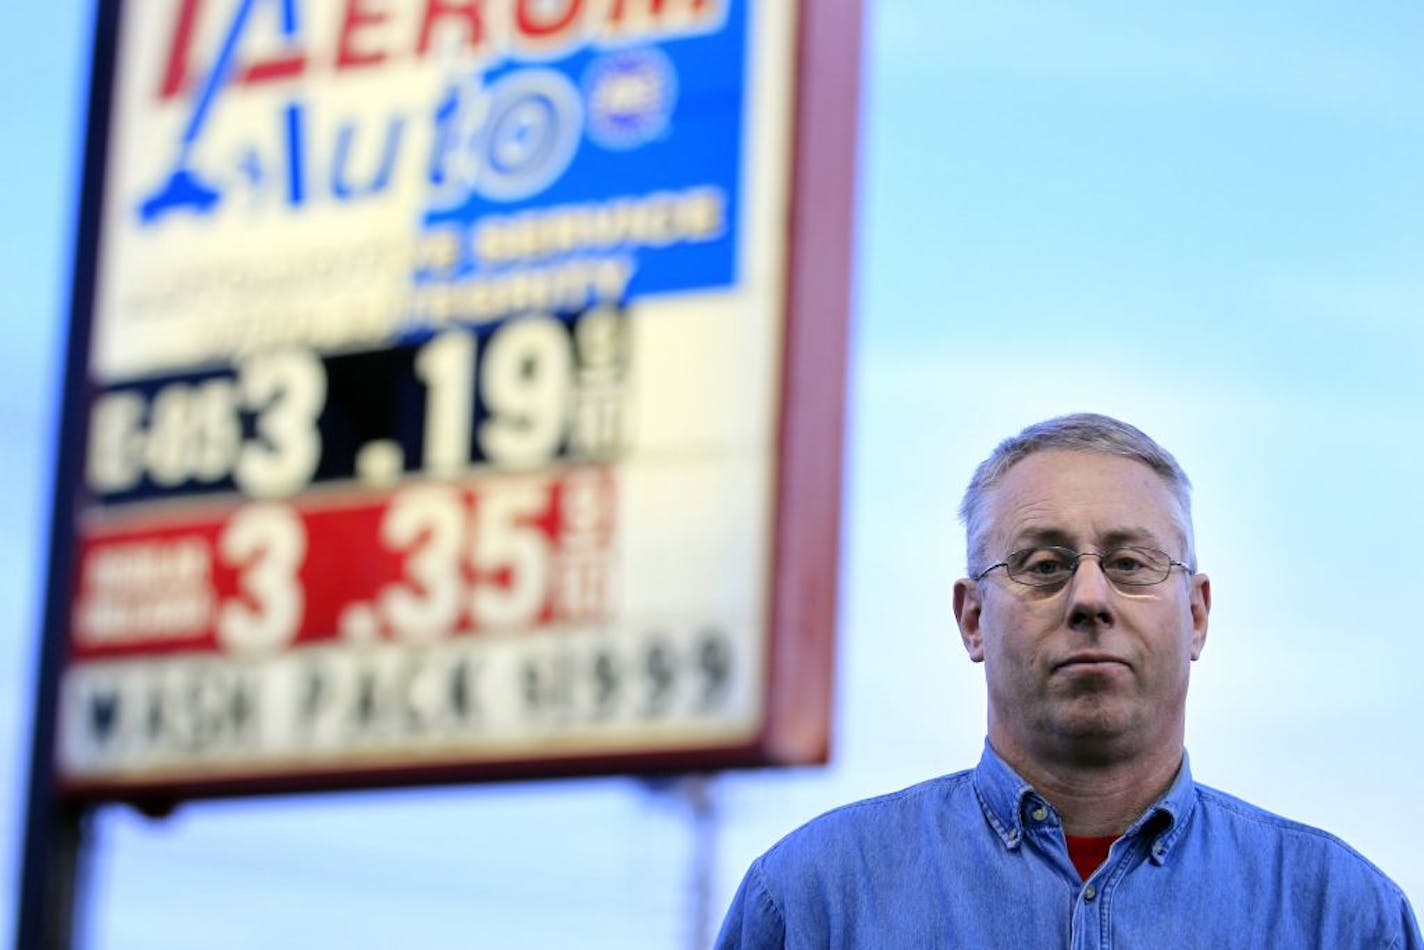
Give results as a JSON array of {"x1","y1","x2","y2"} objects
[{"x1": 1049, "y1": 700, "x2": 1138, "y2": 747}]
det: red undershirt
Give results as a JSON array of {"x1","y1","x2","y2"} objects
[{"x1": 1065, "y1": 835, "x2": 1116, "y2": 881}]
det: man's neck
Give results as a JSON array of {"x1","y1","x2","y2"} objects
[{"x1": 990, "y1": 735, "x2": 1185, "y2": 837}]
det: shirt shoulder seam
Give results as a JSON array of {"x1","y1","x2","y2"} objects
[
  {"x1": 749, "y1": 855, "x2": 788, "y2": 931},
  {"x1": 762, "y1": 770, "x2": 977, "y2": 859},
  {"x1": 1194, "y1": 784, "x2": 1408, "y2": 898},
  {"x1": 791, "y1": 770, "x2": 975, "y2": 825},
  {"x1": 822, "y1": 770, "x2": 976, "y2": 817}
]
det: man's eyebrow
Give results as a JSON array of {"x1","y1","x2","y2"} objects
[
  {"x1": 1007, "y1": 526, "x2": 1167, "y2": 549},
  {"x1": 1099, "y1": 528, "x2": 1163, "y2": 548},
  {"x1": 1008, "y1": 527, "x2": 1074, "y2": 548}
]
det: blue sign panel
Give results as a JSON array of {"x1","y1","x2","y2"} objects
[{"x1": 421, "y1": 14, "x2": 746, "y2": 303}]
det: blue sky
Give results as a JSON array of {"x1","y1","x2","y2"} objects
[{"x1": 5, "y1": 2, "x2": 1424, "y2": 946}]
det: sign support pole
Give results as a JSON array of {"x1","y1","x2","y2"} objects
[
  {"x1": 17, "y1": 0, "x2": 116, "y2": 945},
  {"x1": 16, "y1": 798, "x2": 87, "y2": 950},
  {"x1": 683, "y1": 774, "x2": 719, "y2": 950}
]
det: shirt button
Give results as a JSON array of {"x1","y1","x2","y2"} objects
[
  {"x1": 1030, "y1": 806, "x2": 1049, "y2": 822},
  {"x1": 1083, "y1": 885, "x2": 1097, "y2": 901},
  {"x1": 1006, "y1": 829, "x2": 1020, "y2": 843}
]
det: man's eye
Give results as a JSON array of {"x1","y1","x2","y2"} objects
[
  {"x1": 1023, "y1": 555, "x2": 1070, "y2": 575},
  {"x1": 1107, "y1": 555, "x2": 1145, "y2": 572}
]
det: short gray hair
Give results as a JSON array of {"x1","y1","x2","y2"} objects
[{"x1": 959, "y1": 413, "x2": 1195, "y2": 575}]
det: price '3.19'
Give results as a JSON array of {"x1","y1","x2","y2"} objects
[{"x1": 85, "y1": 307, "x2": 627, "y2": 501}]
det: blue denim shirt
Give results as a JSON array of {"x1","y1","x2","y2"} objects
[{"x1": 717, "y1": 743, "x2": 1422, "y2": 948}]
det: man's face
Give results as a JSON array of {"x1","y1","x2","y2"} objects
[{"x1": 952, "y1": 450, "x2": 1211, "y2": 764}]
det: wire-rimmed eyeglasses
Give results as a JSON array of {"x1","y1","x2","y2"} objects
[{"x1": 974, "y1": 546, "x2": 1193, "y2": 589}]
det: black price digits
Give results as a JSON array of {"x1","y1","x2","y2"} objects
[{"x1": 518, "y1": 629, "x2": 735, "y2": 724}]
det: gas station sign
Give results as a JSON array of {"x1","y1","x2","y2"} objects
[{"x1": 51, "y1": 0, "x2": 857, "y2": 801}]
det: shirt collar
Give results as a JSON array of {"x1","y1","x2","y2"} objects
[{"x1": 971, "y1": 739, "x2": 1198, "y2": 862}]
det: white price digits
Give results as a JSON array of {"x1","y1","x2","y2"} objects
[
  {"x1": 372, "y1": 479, "x2": 554, "y2": 640},
  {"x1": 234, "y1": 350, "x2": 325, "y2": 498},
  {"x1": 216, "y1": 503, "x2": 306, "y2": 656},
  {"x1": 469, "y1": 480, "x2": 550, "y2": 627},
  {"x1": 478, "y1": 316, "x2": 572, "y2": 467},
  {"x1": 414, "y1": 331, "x2": 474, "y2": 476},
  {"x1": 414, "y1": 313, "x2": 575, "y2": 473},
  {"x1": 378, "y1": 485, "x2": 464, "y2": 642},
  {"x1": 86, "y1": 349, "x2": 326, "y2": 499}
]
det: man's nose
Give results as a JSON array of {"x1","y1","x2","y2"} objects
[{"x1": 1068, "y1": 554, "x2": 1114, "y2": 629}]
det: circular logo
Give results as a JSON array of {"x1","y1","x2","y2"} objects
[
  {"x1": 429, "y1": 68, "x2": 586, "y2": 208},
  {"x1": 584, "y1": 47, "x2": 678, "y2": 150},
  {"x1": 475, "y1": 69, "x2": 585, "y2": 201}
]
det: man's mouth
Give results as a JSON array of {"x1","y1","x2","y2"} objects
[{"x1": 1054, "y1": 653, "x2": 1129, "y2": 672}]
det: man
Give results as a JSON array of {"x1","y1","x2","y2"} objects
[{"x1": 716, "y1": 413, "x2": 1421, "y2": 948}]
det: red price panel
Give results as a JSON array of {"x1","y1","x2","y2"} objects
[{"x1": 51, "y1": 0, "x2": 854, "y2": 800}]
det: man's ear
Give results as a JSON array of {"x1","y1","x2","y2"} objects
[
  {"x1": 953, "y1": 578, "x2": 985, "y2": 663},
  {"x1": 1189, "y1": 573, "x2": 1210, "y2": 660}
]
